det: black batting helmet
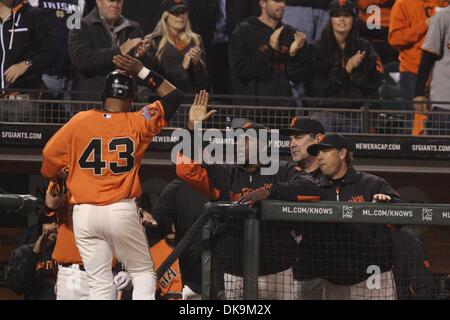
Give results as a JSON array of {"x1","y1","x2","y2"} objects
[{"x1": 102, "y1": 70, "x2": 137, "y2": 101}]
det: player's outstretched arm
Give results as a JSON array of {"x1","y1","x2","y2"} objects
[{"x1": 113, "y1": 54, "x2": 184, "y2": 121}]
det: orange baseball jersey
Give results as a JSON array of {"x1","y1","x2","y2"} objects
[
  {"x1": 150, "y1": 239, "x2": 183, "y2": 298},
  {"x1": 41, "y1": 102, "x2": 167, "y2": 205}
]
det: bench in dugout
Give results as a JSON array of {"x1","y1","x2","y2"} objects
[{"x1": 201, "y1": 201, "x2": 450, "y2": 300}]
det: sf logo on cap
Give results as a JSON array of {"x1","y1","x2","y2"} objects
[{"x1": 339, "y1": 0, "x2": 347, "y2": 6}]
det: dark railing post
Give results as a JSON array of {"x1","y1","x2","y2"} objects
[
  {"x1": 361, "y1": 105, "x2": 370, "y2": 133},
  {"x1": 243, "y1": 210, "x2": 260, "y2": 300},
  {"x1": 201, "y1": 217, "x2": 213, "y2": 300}
]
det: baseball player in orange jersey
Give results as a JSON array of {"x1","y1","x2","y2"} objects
[
  {"x1": 45, "y1": 175, "x2": 134, "y2": 300},
  {"x1": 41, "y1": 53, "x2": 184, "y2": 300}
]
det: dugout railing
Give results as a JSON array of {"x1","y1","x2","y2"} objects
[{"x1": 198, "y1": 201, "x2": 450, "y2": 300}]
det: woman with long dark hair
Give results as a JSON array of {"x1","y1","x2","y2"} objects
[{"x1": 304, "y1": 0, "x2": 383, "y2": 133}]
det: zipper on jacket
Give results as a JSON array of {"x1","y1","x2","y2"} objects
[
  {"x1": 335, "y1": 186, "x2": 340, "y2": 201},
  {"x1": 0, "y1": 13, "x2": 11, "y2": 89},
  {"x1": 0, "y1": 20, "x2": 5, "y2": 89}
]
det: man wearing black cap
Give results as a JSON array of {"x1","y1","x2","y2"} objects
[
  {"x1": 176, "y1": 95, "x2": 320, "y2": 299},
  {"x1": 280, "y1": 116, "x2": 325, "y2": 177},
  {"x1": 293, "y1": 133, "x2": 401, "y2": 299}
]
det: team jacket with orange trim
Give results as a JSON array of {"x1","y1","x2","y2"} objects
[
  {"x1": 176, "y1": 155, "x2": 320, "y2": 203},
  {"x1": 388, "y1": 0, "x2": 446, "y2": 74},
  {"x1": 176, "y1": 155, "x2": 320, "y2": 276},
  {"x1": 41, "y1": 89, "x2": 183, "y2": 205},
  {"x1": 295, "y1": 168, "x2": 402, "y2": 285}
]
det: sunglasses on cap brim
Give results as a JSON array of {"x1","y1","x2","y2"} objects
[
  {"x1": 331, "y1": 11, "x2": 353, "y2": 17},
  {"x1": 170, "y1": 7, "x2": 188, "y2": 16}
]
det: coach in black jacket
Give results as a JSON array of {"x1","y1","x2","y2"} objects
[
  {"x1": 0, "y1": 0, "x2": 56, "y2": 92},
  {"x1": 68, "y1": 2, "x2": 149, "y2": 100},
  {"x1": 295, "y1": 133, "x2": 401, "y2": 299}
]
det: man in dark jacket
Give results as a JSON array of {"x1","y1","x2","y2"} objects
[
  {"x1": 0, "y1": 0, "x2": 56, "y2": 122},
  {"x1": 68, "y1": 0, "x2": 150, "y2": 101},
  {"x1": 189, "y1": 0, "x2": 259, "y2": 97},
  {"x1": 0, "y1": 0, "x2": 56, "y2": 92},
  {"x1": 7, "y1": 214, "x2": 58, "y2": 300},
  {"x1": 229, "y1": 0, "x2": 309, "y2": 108},
  {"x1": 30, "y1": 0, "x2": 87, "y2": 113},
  {"x1": 294, "y1": 133, "x2": 401, "y2": 299}
]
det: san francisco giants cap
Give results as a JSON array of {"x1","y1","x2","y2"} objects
[
  {"x1": 279, "y1": 117, "x2": 325, "y2": 137},
  {"x1": 307, "y1": 133, "x2": 351, "y2": 156}
]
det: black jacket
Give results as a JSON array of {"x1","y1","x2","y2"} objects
[
  {"x1": 295, "y1": 168, "x2": 401, "y2": 285},
  {"x1": 0, "y1": 1, "x2": 56, "y2": 90},
  {"x1": 32, "y1": 0, "x2": 86, "y2": 77},
  {"x1": 7, "y1": 244, "x2": 57, "y2": 300},
  {"x1": 177, "y1": 159, "x2": 320, "y2": 275},
  {"x1": 189, "y1": 0, "x2": 259, "y2": 49},
  {"x1": 285, "y1": 0, "x2": 333, "y2": 8},
  {"x1": 229, "y1": 17, "x2": 309, "y2": 106},
  {"x1": 304, "y1": 37, "x2": 383, "y2": 108},
  {"x1": 150, "y1": 178, "x2": 209, "y2": 295},
  {"x1": 148, "y1": 35, "x2": 208, "y2": 94},
  {"x1": 68, "y1": 7, "x2": 148, "y2": 100}
]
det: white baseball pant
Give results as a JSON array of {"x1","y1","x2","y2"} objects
[
  {"x1": 56, "y1": 264, "x2": 92, "y2": 300},
  {"x1": 73, "y1": 199, "x2": 156, "y2": 300}
]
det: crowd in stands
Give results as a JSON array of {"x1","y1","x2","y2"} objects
[{"x1": 0, "y1": 0, "x2": 449, "y2": 134}]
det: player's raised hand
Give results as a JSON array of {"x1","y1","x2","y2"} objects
[
  {"x1": 113, "y1": 54, "x2": 144, "y2": 76},
  {"x1": 188, "y1": 90, "x2": 217, "y2": 130}
]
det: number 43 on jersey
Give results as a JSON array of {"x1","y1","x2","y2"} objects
[{"x1": 78, "y1": 138, "x2": 135, "y2": 175}]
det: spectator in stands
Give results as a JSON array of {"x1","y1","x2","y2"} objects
[
  {"x1": 189, "y1": 0, "x2": 259, "y2": 98},
  {"x1": 0, "y1": 0, "x2": 56, "y2": 122},
  {"x1": 298, "y1": 133, "x2": 402, "y2": 299},
  {"x1": 282, "y1": 1, "x2": 332, "y2": 108},
  {"x1": 414, "y1": 3, "x2": 450, "y2": 136},
  {"x1": 68, "y1": 0, "x2": 150, "y2": 101},
  {"x1": 304, "y1": 0, "x2": 383, "y2": 133},
  {"x1": 229, "y1": 0, "x2": 309, "y2": 107},
  {"x1": 29, "y1": 0, "x2": 87, "y2": 117},
  {"x1": 357, "y1": 0, "x2": 398, "y2": 64},
  {"x1": 145, "y1": 0, "x2": 208, "y2": 95},
  {"x1": 144, "y1": 178, "x2": 209, "y2": 300},
  {"x1": 7, "y1": 213, "x2": 58, "y2": 300},
  {"x1": 388, "y1": 0, "x2": 446, "y2": 120}
]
